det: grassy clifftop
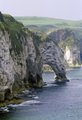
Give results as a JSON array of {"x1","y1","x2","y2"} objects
[
  {"x1": 15, "y1": 16, "x2": 82, "y2": 36},
  {"x1": 0, "y1": 14, "x2": 23, "y2": 31},
  {"x1": 0, "y1": 13, "x2": 42, "y2": 56},
  {"x1": 0, "y1": 14, "x2": 26, "y2": 55},
  {"x1": 15, "y1": 16, "x2": 82, "y2": 28}
]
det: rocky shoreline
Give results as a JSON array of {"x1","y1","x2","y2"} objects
[{"x1": 0, "y1": 12, "x2": 68, "y2": 104}]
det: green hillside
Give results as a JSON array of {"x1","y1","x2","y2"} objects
[{"x1": 15, "y1": 16, "x2": 82, "y2": 28}]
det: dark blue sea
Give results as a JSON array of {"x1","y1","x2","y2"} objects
[{"x1": 0, "y1": 67, "x2": 82, "y2": 120}]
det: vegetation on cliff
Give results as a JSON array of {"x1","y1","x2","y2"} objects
[
  {"x1": 0, "y1": 13, "x2": 27, "y2": 55},
  {"x1": 0, "y1": 13, "x2": 44, "y2": 104},
  {"x1": 15, "y1": 16, "x2": 82, "y2": 52},
  {"x1": 15, "y1": 16, "x2": 82, "y2": 27}
]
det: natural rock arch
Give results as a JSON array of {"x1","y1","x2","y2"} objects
[{"x1": 40, "y1": 41, "x2": 68, "y2": 83}]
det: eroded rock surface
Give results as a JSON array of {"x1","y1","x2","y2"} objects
[
  {"x1": 40, "y1": 40, "x2": 68, "y2": 83},
  {"x1": 48, "y1": 29, "x2": 81, "y2": 66},
  {"x1": 0, "y1": 14, "x2": 43, "y2": 101},
  {"x1": 0, "y1": 14, "x2": 68, "y2": 102}
]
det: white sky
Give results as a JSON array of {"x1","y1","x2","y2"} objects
[{"x1": 0, "y1": 0, "x2": 82, "y2": 20}]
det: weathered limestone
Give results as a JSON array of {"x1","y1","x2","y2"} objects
[
  {"x1": 64, "y1": 45, "x2": 81, "y2": 66},
  {"x1": 26, "y1": 37, "x2": 43, "y2": 88},
  {"x1": 40, "y1": 40, "x2": 68, "y2": 83},
  {"x1": 0, "y1": 31, "x2": 14, "y2": 101},
  {"x1": 48, "y1": 29, "x2": 81, "y2": 66},
  {"x1": 0, "y1": 14, "x2": 68, "y2": 102},
  {"x1": 0, "y1": 30, "x2": 43, "y2": 101}
]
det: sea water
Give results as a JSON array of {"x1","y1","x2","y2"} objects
[{"x1": 0, "y1": 67, "x2": 82, "y2": 120}]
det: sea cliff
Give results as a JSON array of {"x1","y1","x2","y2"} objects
[{"x1": 0, "y1": 12, "x2": 68, "y2": 102}]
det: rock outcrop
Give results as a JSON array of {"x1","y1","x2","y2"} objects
[
  {"x1": 0, "y1": 12, "x2": 4, "y2": 22},
  {"x1": 0, "y1": 31, "x2": 15, "y2": 101},
  {"x1": 40, "y1": 40, "x2": 68, "y2": 83},
  {"x1": 48, "y1": 29, "x2": 81, "y2": 66},
  {"x1": 0, "y1": 13, "x2": 68, "y2": 102},
  {"x1": 64, "y1": 45, "x2": 81, "y2": 66},
  {"x1": 0, "y1": 14, "x2": 43, "y2": 102}
]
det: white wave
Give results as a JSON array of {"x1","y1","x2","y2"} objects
[
  {"x1": 0, "y1": 107, "x2": 9, "y2": 112},
  {"x1": 44, "y1": 83, "x2": 58, "y2": 87},
  {"x1": 8, "y1": 104, "x2": 19, "y2": 107},
  {"x1": 19, "y1": 100, "x2": 41, "y2": 106},
  {"x1": 33, "y1": 96, "x2": 39, "y2": 99}
]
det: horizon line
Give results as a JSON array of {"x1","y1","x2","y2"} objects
[{"x1": 14, "y1": 15, "x2": 82, "y2": 21}]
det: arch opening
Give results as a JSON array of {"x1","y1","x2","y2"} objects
[{"x1": 42, "y1": 64, "x2": 56, "y2": 83}]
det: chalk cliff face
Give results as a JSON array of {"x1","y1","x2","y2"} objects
[
  {"x1": 0, "y1": 13, "x2": 43, "y2": 102},
  {"x1": 0, "y1": 30, "x2": 44, "y2": 101},
  {"x1": 0, "y1": 13, "x2": 68, "y2": 102},
  {"x1": 64, "y1": 45, "x2": 81, "y2": 66},
  {"x1": 40, "y1": 40, "x2": 68, "y2": 83},
  {"x1": 0, "y1": 31, "x2": 14, "y2": 101},
  {"x1": 48, "y1": 29, "x2": 81, "y2": 66}
]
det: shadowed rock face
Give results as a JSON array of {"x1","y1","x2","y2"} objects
[
  {"x1": 26, "y1": 37, "x2": 43, "y2": 88},
  {"x1": 0, "y1": 12, "x2": 4, "y2": 22}
]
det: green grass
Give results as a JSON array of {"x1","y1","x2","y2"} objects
[
  {"x1": 15, "y1": 16, "x2": 82, "y2": 28},
  {"x1": 15, "y1": 16, "x2": 82, "y2": 36},
  {"x1": 0, "y1": 14, "x2": 28, "y2": 56}
]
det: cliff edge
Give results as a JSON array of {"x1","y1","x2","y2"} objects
[{"x1": 0, "y1": 13, "x2": 68, "y2": 102}]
